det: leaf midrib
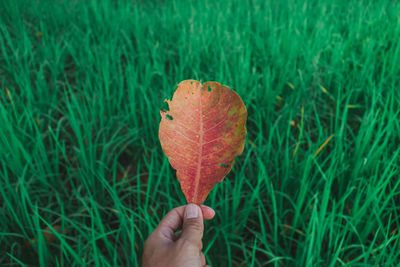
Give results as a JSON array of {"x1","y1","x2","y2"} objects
[{"x1": 193, "y1": 84, "x2": 203, "y2": 204}]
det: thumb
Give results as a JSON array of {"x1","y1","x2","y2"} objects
[{"x1": 180, "y1": 204, "x2": 204, "y2": 247}]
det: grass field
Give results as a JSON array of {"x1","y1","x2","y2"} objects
[{"x1": 1, "y1": 0, "x2": 400, "y2": 266}]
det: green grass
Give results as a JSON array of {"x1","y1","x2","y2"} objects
[{"x1": 1, "y1": 0, "x2": 400, "y2": 266}]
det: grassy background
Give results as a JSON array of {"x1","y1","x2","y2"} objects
[{"x1": 1, "y1": 0, "x2": 400, "y2": 266}]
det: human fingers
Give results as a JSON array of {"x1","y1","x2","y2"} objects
[
  {"x1": 200, "y1": 205, "x2": 215, "y2": 220},
  {"x1": 154, "y1": 204, "x2": 215, "y2": 241},
  {"x1": 200, "y1": 252, "x2": 206, "y2": 266},
  {"x1": 154, "y1": 206, "x2": 186, "y2": 241},
  {"x1": 180, "y1": 204, "x2": 204, "y2": 247}
]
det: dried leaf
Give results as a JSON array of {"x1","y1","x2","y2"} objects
[
  {"x1": 22, "y1": 225, "x2": 68, "y2": 248},
  {"x1": 159, "y1": 80, "x2": 247, "y2": 204}
]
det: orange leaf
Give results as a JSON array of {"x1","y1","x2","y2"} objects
[
  {"x1": 159, "y1": 80, "x2": 247, "y2": 204},
  {"x1": 22, "y1": 225, "x2": 68, "y2": 248}
]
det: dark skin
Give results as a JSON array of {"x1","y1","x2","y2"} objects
[{"x1": 142, "y1": 204, "x2": 215, "y2": 267}]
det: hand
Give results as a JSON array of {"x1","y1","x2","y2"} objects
[{"x1": 141, "y1": 204, "x2": 215, "y2": 267}]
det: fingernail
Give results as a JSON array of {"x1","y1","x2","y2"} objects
[{"x1": 185, "y1": 204, "x2": 199, "y2": 219}]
